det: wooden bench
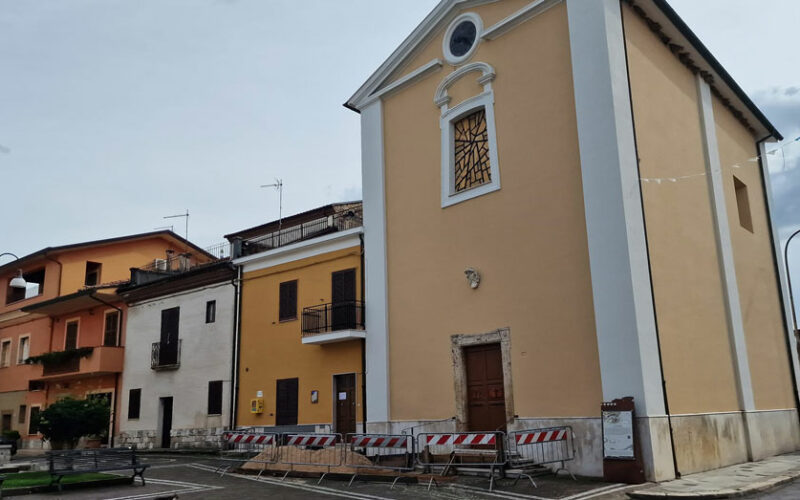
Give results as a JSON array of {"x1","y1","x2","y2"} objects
[{"x1": 46, "y1": 447, "x2": 149, "y2": 492}]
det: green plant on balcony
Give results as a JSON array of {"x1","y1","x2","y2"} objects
[
  {"x1": 25, "y1": 347, "x2": 94, "y2": 368},
  {"x1": 35, "y1": 397, "x2": 110, "y2": 450}
]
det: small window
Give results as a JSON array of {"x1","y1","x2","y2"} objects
[
  {"x1": 734, "y1": 176, "x2": 753, "y2": 232},
  {"x1": 128, "y1": 389, "x2": 141, "y2": 419},
  {"x1": 85, "y1": 262, "x2": 102, "y2": 286},
  {"x1": 29, "y1": 406, "x2": 40, "y2": 434},
  {"x1": 205, "y1": 300, "x2": 216, "y2": 324},
  {"x1": 0, "y1": 339, "x2": 10, "y2": 367},
  {"x1": 208, "y1": 381, "x2": 223, "y2": 415},
  {"x1": 18, "y1": 405, "x2": 26, "y2": 424},
  {"x1": 6, "y1": 268, "x2": 45, "y2": 304},
  {"x1": 17, "y1": 336, "x2": 30, "y2": 364},
  {"x1": 279, "y1": 280, "x2": 298, "y2": 321},
  {"x1": 65, "y1": 321, "x2": 79, "y2": 350},
  {"x1": 442, "y1": 13, "x2": 482, "y2": 65},
  {"x1": 103, "y1": 311, "x2": 120, "y2": 347},
  {"x1": 28, "y1": 380, "x2": 44, "y2": 391}
]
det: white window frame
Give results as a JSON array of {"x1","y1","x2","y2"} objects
[
  {"x1": 64, "y1": 318, "x2": 80, "y2": 350},
  {"x1": 436, "y1": 62, "x2": 500, "y2": 208},
  {"x1": 442, "y1": 12, "x2": 483, "y2": 66},
  {"x1": 17, "y1": 334, "x2": 30, "y2": 364},
  {"x1": 0, "y1": 338, "x2": 11, "y2": 368}
]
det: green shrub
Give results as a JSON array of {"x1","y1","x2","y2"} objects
[
  {"x1": 36, "y1": 397, "x2": 110, "y2": 449},
  {"x1": 2, "y1": 429, "x2": 21, "y2": 441}
]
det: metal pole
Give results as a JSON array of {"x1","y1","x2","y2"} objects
[{"x1": 784, "y1": 228, "x2": 800, "y2": 337}]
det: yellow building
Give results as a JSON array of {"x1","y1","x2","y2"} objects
[
  {"x1": 230, "y1": 203, "x2": 365, "y2": 434},
  {"x1": 346, "y1": 0, "x2": 798, "y2": 482}
]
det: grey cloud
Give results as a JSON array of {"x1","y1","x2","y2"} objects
[{"x1": 786, "y1": 87, "x2": 800, "y2": 97}]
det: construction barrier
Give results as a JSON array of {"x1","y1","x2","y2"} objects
[
  {"x1": 345, "y1": 434, "x2": 415, "y2": 488},
  {"x1": 279, "y1": 432, "x2": 343, "y2": 483},
  {"x1": 417, "y1": 432, "x2": 506, "y2": 491},
  {"x1": 506, "y1": 426, "x2": 576, "y2": 485},
  {"x1": 217, "y1": 431, "x2": 279, "y2": 477}
]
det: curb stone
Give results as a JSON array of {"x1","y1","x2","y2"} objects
[{"x1": 627, "y1": 468, "x2": 800, "y2": 499}]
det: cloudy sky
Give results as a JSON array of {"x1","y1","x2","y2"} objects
[{"x1": 0, "y1": 1, "x2": 798, "y2": 261}]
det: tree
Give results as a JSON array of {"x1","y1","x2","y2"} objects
[{"x1": 36, "y1": 397, "x2": 110, "y2": 449}]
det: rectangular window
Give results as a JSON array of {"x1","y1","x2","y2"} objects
[
  {"x1": 207, "y1": 381, "x2": 223, "y2": 415},
  {"x1": 103, "y1": 311, "x2": 120, "y2": 347},
  {"x1": 0, "y1": 339, "x2": 10, "y2": 367},
  {"x1": 128, "y1": 389, "x2": 141, "y2": 419},
  {"x1": 6, "y1": 268, "x2": 45, "y2": 304},
  {"x1": 17, "y1": 336, "x2": 30, "y2": 364},
  {"x1": 85, "y1": 261, "x2": 102, "y2": 286},
  {"x1": 65, "y1": 321, "x2": 79, "y2": 350},
  {"x1": 279, "y1": 280, "x2": 298, "y2": 321},
  {"x1": 18, "y1": 405, "x2": 26, "y2": 424},
  {"x1": 28, "y1": 406, "x2": 40, "y2": 434},
  {"x1": 205, "y1": 300, "x2": 216, "y2": 324},
  {"x1": 734, "y1": 176, "x2": 753, "y2": 232},
  {"x1": 28, "y1": 380, "x2": 44, "y2": 391}
]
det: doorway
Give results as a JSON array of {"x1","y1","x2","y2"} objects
[
  {"x1": 1, "y1": 413, "x2": 11, "y2": 433},
  {"x1": 331, "y1": 269, "x2": 356, "y2": 330},
  {"x1": 275, "y1": 378, "x2": 298, "y2": 426},
  {"x1": 334, "y1": 374, "x2": 356, "y2": 435},
  {"x1": 464, "y1": 343, "x2": 507, "y2": 431},
  {"x1": 87, "y1": 391, "x2": 113, "y2": 445},
  {"x1": 160, "y1": 397, "x2": 173, "y2": 449}
]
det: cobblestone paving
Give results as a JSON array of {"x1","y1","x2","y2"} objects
[{"x1": 14, "y1": 455, "x2": 637, "y2": 499}]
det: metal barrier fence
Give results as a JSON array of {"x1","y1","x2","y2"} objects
[
  {"x1": 417, "y1": 432, "x2": 506, "y2": 491},
  {"x1": 506, "y1": 426, "x2": 576, "y2": 484},
  {"x1": 217, "y1": 432, "x2": 279, "y2": 477},
  {"x1": 279, "y1": 433, "x2": 343, "y2": 483},
  {"x1": 345, "y1": 434, "x2": 414, "y2": 488}
]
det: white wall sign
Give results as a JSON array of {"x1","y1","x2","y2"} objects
[{"x1": 602, "y1": 410, "x2": 634, "y2": 459}]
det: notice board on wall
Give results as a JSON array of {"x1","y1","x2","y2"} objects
[{"x1": 602, "y1": 408, "x2": 634, "y2": 459}]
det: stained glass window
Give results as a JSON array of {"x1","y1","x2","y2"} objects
[{"x1": 453, "y1": 108, "x2": 491, "y2": 192}]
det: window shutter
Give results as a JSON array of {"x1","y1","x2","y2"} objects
[
  {"x1": 208, "y1": 381, "x2": 223, "y2": 415},
  {"x1": 128, "y1": 389, "x2": 141, "y2": 419},
  {"x1": 279, "y1": 280, "x2": 298, "y2": 321}
]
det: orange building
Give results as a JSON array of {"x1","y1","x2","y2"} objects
[{"x1": 0, "y1": 232, "x2": 213, "y2": 448}]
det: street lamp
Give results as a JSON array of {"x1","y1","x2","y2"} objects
[
  {"x1": 0, "y1": 252, "x2": 27, "y2": 289},
  {"x1": 784, "y1": 230, "x2": 800, "y2": 337}
]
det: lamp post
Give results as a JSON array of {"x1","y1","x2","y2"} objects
[
  {"x1": 784, "y1": 229, "x2": 800, "y2": 338},
  {"x1": 0, "y1": 252, "x2": 27, "y2": 289}
]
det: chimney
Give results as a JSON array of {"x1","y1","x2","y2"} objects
[
  {"x1": 166, "y1": 250, "x2": 175, "y2": 271},
  {"x1": 179, "y1": 253, "x2": 192, "y2": 272}
]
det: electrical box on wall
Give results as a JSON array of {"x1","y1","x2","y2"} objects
[{"x1": 250, "y1": 398, "x2": 264, "y2": 414}]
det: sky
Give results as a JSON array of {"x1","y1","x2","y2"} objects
[{"x1": 0, "y1": 1, "x2": 798, "y2": 262}]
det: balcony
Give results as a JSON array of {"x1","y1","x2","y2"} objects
[
  {"x1": 301, "y1": 301, "x2": 365, "y2": 345},
  {"x1": 237, "y1": 208, "x2": 362, "y2": 257},
  {"x1": 32, "y1": 346, "x2": 124, "y2": 382},
  {"x1": 151, "y1": 340, "x2": 181, "y2": 370}
]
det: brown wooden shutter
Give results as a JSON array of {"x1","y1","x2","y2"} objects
[{"x1": 279, "y1": 280, "x2": 298, "y2": 321}]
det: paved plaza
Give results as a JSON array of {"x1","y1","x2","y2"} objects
[{"x1": 12, "y1": 454, "x2": 636, "y2": 500}]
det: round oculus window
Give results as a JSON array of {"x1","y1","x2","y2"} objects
[{"x1": 449, "y1": 20, "x2": 477, "y2": 58}]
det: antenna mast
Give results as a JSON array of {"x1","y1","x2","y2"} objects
[
  {"x1": 260, "y1": 179, "x2": 284, "y2": 232},
  {"x1": 163, "y1": 210, "x2": 189, "y2": 251}
]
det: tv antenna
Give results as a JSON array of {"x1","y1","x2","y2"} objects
[
  {"x1": 261, "y1": 179, "x2": 283, "y2": 232},
  {"x1": 163, "y1": 210, "x2": 189, "y2": 250}
]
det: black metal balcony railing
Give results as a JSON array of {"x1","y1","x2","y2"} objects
[
  {"x1": 239, "y1": 208, "x2": 363, "y2": 257},
  {"x1": 302, "y1": 301, "x2": 365, "y2": 337},
  {"x1": 151, "y1": 340, "x2": 181, "y2": 370}
]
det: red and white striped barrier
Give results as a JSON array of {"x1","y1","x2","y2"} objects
[
  {"x1": 514, "y1": 428, "x2": 567, "y2": 445},
  {"x1": 350, "y1": 435, "x2": 410, "y2": 449},
  {"x1": 223, "y1": 432, "x2": 276, "y2": 445},
  {"x1": 285, "y1": 433, "x2": 338, "y2": 447},
  {"x1": 425, "y1": 433, "x2": 497, "y2": 446}
]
